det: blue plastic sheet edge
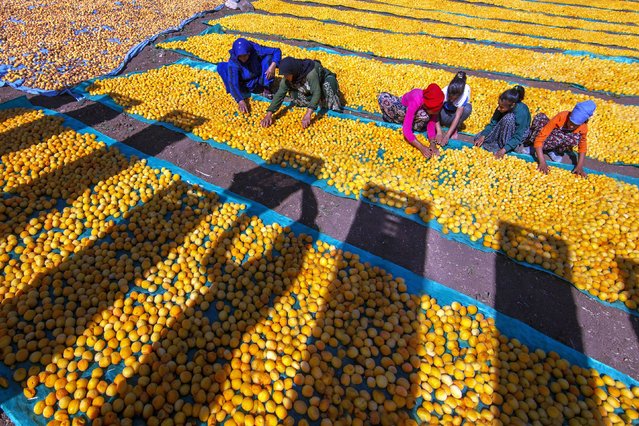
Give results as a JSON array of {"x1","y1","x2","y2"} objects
[
  {"x1": 1, "y1": 97, "x2": 637, "y2": 425},
  {"x1": 307, "y1": 0, "x2": 639, "y2": 37},
  {"x1": 335, "y1": 10, "x2": 639, "y2": 63},
  {"x1": 69, "y1": 57, "x2": 639, "y2": 318},
  {"x1": 313, "y1": 19, "x2": 639, "y2": 63},
  {"x1": 290, "y1": 0, "x2": 639, "y2": 60},
  {"x1": 159, "y1": 27, "x2": 639, "y2": 168},
  {"x1": 0, "y1": 4, "x2": 225, "y2": 98},
  {"x1": 513, "y1": 0, "x2": 638, "y2": 13},
  {"x1": 203, "y1": 21, "x2": 639, "y2": 98},
  {"x1": 449, "y1": 0, "x2": 637, "y2": 26}
]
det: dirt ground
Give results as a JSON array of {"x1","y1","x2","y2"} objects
[{"x1": 1, "y1": 6, "x2": 638, "y2": 423}]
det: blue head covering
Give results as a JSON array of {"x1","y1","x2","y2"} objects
[
  {"x1": 569, "y1": 100, "x2": 596, "y2": 125},
  {"x1": 230, "y1": 38, "x2": 253, "y2": 61}
]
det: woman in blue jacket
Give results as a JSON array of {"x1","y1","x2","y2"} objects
[{"x1": 217, "y1": 38, "x2": 282, "y2": 113}]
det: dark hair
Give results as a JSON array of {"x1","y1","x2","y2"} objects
[
  {"x1": 447, "y1": 71, "x2": 467, "y2": 100},
  {"x1": 499, "y1": 85, "x2": 525, "y2": 104}
]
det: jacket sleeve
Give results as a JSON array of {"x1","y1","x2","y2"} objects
[
  {"x1": 307, "y1": 70, "x2": 322, "y2": 110},
  {"x1": 426, "y1": 114, "x2": 439, "y2": 140},
  {"x1": 227, "y1": 63, "x2": 246, "y2": 103},
  {"x1": 504, "y1": 105, "x2": 531, "y2": 152},
  {"x1": 267, "y1": 78, "x2": 289, "y2": 113},
  {"x1": 577, "y1": 125, "x2": 588, "y2": 153},
  {"x1": 402, "y1": 101, "x2": 419, "y2": 143},
  {"x1": 252, "y1": 42, "x2": 282, "y2": 65}
]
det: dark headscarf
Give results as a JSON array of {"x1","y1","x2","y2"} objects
[
  {"x1": 229, "y1": 38, "x2": 254, "y2": 63},
  {"x1": 279, "y1": 57, "x2": 315, "y2": 84}
]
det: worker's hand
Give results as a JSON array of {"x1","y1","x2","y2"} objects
[
  {"x1": 572, "y1": 166, "x2": 587, "y2": 178},
  {"x1": 265, "y1": 63, "x2": 277, "y2": 80},
  {"x1": 537, "y1": 160, "x2": 549, "y2": 174},
  {"x1": 261, "y1": 112, "x2": 273, "y2": 128},
  {"x1": 440, "y1": 134, "x2": 450, "y2": 147},
  {"x1": 494, "y1": 148, "x2": 506, "y2": 159},
  {"x1": 474, "y1": 135, "x2": 485, "y2": 147},
  {"x1": 238, "y1": 100, "x2": 249, "y2": 114},
  {"x1": 301, "y1": 112, "x2": 312, "y2": 129}
]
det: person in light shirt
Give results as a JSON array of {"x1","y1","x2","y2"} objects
[{"x1": 439, "y1": 71, "x2": 472, "y2": 145}]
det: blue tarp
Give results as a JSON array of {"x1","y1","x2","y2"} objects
[
  {"x1": 1, "y1": 96, "x2": 638, "y2": 425},
  {"x1": 70, "y1": 58, "x2": 639, "y2": 318},
  {"x1": 0, "y1": 5, "x2": 225, "y2": 97}
]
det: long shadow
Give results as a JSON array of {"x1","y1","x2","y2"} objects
[
  {"x1": 0, "y1": 107, "x2": 213, "y2": 419},
  {"x1": 118, "y1": 109, "x2": 206, "y2": 158},
  {"x1": 28, "y1": 94, "x2": 77, "y2": 111},
  {"x1": 293, "y1": 184, "x2": 428, "y2": 422},
  {"x1": 86, "y1": 156, "x2": 321, "y2": 423},
  {"x1": 495, "y1": 221, "x2": 582, "y2": 351},
  {"x1": 0, "y1": 104, "x2": 193, "y2": 242},
  {"x1": 229, "y1": 148, "x2": 324, "y2": 230},
  {"x1": 346, "y1": 183, "x2": 428, "y2": 276},
  {"x1": 0, "y1": 96, "x2": 137, "y2": 158},
  {"x1": 57, "y1": 101, "x2": 123, "y2": 130},
  {"x1": 616, "y1": 256, "x2": 639, "y2": 351},
  {"x1": 491, "y1": 221, "x2": 605, "y2": 424},
  {"x1": 0, "y1": 110, "x2": 72, "y2": 158},
  {"x1": 81, "y1": 87, "x2": 206, "y2": 157},
  {"x1": 0, "y1": 179, "x2": 219, "y2": 423},
  {"x1": 0, "y1": 141, "x2": 133, "y2": 243}
]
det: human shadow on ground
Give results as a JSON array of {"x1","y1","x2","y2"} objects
[
  {"x1": 346, "y1": 183, "x2": 428, "y2": 276},
  {"x1": 84, "y1": 151, "x2": 323, "y2": 423},
  {"x1": 0, "y1": 98, "x2": 128, "y2": 158},
  {"x1": 293, "y1": 184, "x2": 428, "y2": 423},
  {"x1": 0, "y1": 177, "x2": 220, "y2": 424},
  {"x1": 228, "y1": 148, "x2": 323, "y2": 230},
  {"x1": 616, "y1": 256, "x2": 639, "y2": 352},
  {"x1": 495, "y1": 222, "x2": 582, "y2": 352},
  {"x1": 490, "y1": 221, "x2": 607, "y2": 425}
]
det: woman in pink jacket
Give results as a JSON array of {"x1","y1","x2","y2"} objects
[{"x1": 378, "y1": 84, "x2": 445, "y2": 158}]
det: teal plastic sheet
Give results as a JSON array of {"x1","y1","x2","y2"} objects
[
  {"x1": 0, "y1": 5, "x2": 224, "y2": 97},
  {"x1": 70, "y1": 57, "x2": 639, "y2": 319},
  {"x1": 1, "y1": 96, "x2": 638, "y2": 425},
  {"x1": 203, "y1": 21, "x2": 639, "y2": 98}
]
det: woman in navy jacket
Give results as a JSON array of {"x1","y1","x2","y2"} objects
[{"x1": 217, "y1": 38, "x2": 282, "y2": 113}]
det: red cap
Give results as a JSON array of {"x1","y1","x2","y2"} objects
[{"x1": 423, "y1": 83, "x2": 444, "y2": 113}]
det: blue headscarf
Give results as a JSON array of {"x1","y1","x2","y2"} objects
[
  {"x1": 229, "y1": 38, "x2": 253, "y2": 63},
  {"x1": 569, "y1": 100, "x2": 596, "y2": 125}
]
